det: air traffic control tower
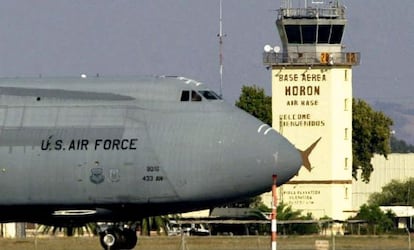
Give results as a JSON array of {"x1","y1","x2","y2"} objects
[{"x1": 263, "y1": 0, "x2": 360, "y2": 220}]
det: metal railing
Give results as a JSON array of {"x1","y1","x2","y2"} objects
[
  {"x1": 278, "y1": 7, "x2": 345, "y2": 19},
  {"x1": 263, "y1": 52, "x2": 360, "y2": 66}
]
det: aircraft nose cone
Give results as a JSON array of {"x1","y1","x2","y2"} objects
[{"x1": 256, "y1": 124, "x2": 302, "y2": 185}]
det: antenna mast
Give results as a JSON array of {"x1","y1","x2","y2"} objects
[{"x1": 218, "y1": 0, "x2": 224, "y2": 98}]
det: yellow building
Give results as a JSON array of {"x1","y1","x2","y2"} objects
[{"x1": 262, "y1": 0, "x2": 359, "y2": 220}]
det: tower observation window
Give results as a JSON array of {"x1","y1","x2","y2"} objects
[
  {"x1": 302, "y1": 25, "x2": 317, "y2": 44},
  {"x1": 317, "y1": 25, "x2": 331, "y2": 43},
  {"x1": 330, "y1": 25, "x2": 344, "y2": 44},
  {"x1": 284, "y1": 24, "x2": 344, "y2": 44},
  {"x1": 285, "y1": 25, "x2": 301, "y2": 43}
]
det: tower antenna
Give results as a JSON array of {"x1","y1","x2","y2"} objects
[{"x1": 218, "y1": 0, "x2": 224, "y2": 98}]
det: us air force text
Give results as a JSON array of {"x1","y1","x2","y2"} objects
[{"x1": 41, "y1": 138, "x2": 138, "y2": 151}]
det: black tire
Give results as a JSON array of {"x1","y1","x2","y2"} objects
[
  {"x1": 123, "y1": 228, "x2": 138, "y2": 249},
  {"x1": 99, "y1": 227, "x2": 138, "y2": 250},
  {"x1": 99, "y1": 228, "x2": 121, "y2": 250}
]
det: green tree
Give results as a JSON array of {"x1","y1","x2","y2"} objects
[
  {"x1": 235, "y1": 85, "x2": 272, "y2": 125},
  {"x1": 140, "y1": 216, "x2": 168, "y2": 236},
  {"x1": 391, "y1": 136, "x2": 414, "y2": 153},
  {"x1": 294, "y1": 213, "x2": 319, "y2": 235},
  {"x1": 351, "y1": 204, "x2": 395, "y2": 234},
  {"x1": 368, "y1": 178, "x2": 414, "y2": 206},
  {"x1": 276, "y1": 202, "x2": 302, "y2": 221},
  {"x1": 352, "y1": 98, "x2": 393, "y2": 183},
  {"x1": 276, "y1": 203, "x2": 320, "y2": 235}
]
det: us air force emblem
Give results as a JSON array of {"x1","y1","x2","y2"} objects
[{"x1": 90, "y1": 168, "x2": 105, "y2": 184}]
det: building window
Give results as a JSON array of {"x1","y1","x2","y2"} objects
[
  {"x1": 344, "y1": 70, "x2": 348, "y2": 81},
  {"x1": 344, "y1": 157, "x2": 349, "y2": 170},
  {"x1": 344, "y1": 98, "x2": 348, "y2": 111},
  {"x1": 345, "y1": 187, "x2": 349, "y2": 199},
  {"x1": 344, "y1": 128, "x2": 348, "y2": 140}
]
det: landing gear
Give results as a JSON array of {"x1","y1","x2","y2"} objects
[{"x1": 99, "y1": 226, "x2": 137, "y2": 250}]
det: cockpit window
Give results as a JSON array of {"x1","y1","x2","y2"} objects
[
  {"x1": 181, "y1": 90, "x2": 220, "y2": 102},
  {"x1": 180, "y1": 90, "x2": 190, "y2": 101},
  {"x1": 191, "y1": 91, "x2": 202, "y2": 102},
  {"x1": 199, "y1": 90, "x2": 221, "y2": 100}
]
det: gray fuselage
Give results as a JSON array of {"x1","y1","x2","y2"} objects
[{"x1": 0, "y1": 76, "x2": 301, "y2": 224}]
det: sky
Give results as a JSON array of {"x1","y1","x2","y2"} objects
[{"x1": 0, "y1": 0, "x2": 412, "y2": 104}]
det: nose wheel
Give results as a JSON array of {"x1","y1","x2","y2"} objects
[{"x1": 99, "y1": 227, "x2": 137, "y2": 250}]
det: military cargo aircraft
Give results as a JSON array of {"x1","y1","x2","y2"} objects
[{"x1": 0, "y1": 75, "x2": 302, "y2": 249}]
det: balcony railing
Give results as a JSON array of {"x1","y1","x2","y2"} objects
[
  {"x1": 278, "y1": 7, "x2": 346, "y2": 19},
  {"x1": 263, "y1": 52, "x2": 360, "y2": 66}
]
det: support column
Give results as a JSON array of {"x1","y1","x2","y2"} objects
[{"x1": 271, "y1": 175, "x2": 277, "y2": 250}]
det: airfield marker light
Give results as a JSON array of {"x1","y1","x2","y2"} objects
[{"x1": 271, "y1": 175, "x2": 277, "y2": 250}]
